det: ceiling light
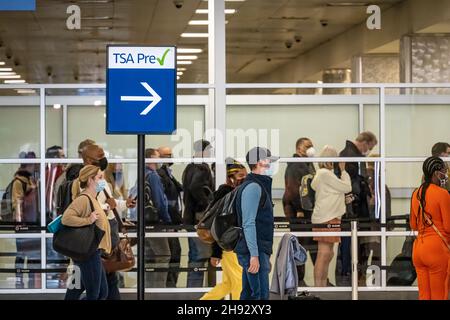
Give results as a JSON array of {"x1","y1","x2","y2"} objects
[
  {"x1": 81, "y1": 16, "x2": 112, "y2": 20},
  {"x1": 177, "y1": 76, "x2": 180, "y2": 80},
  {"x1": 94, "y1": 100, "x2": 102, "y2": 106},
  {"x1": 203, "y1": 0, "x2": 246, "y2": 1},
  {"x1": 78, "y1": 0, "x2": 112, "y2": 3},
  {"x1": 0, "y1": 62, "x2": 5, "y2": 65},
  {"x1": 0, "y1": 75, "x2": 20, "y2": 79},
  {"x1": 326, "y1": 2, "x2": 369, "y2": 6},
  {"x1": 177, "y1": 48, "x2": 203, "y2": 54},
  {"x1": 0, "y1": 72, "x2": 17, "y2": 76},
  {"x1": 15, "y1": 89, "x2": 36, "y2": 94},
  {"x1": 0, "y1": 68, "x2": 13, "y2": 72},
  {"x1": 195, "y1": 9, "x2": 236, "y2": 14},
  {"x1": 82, "y1": 26, "x2": 112, "y2": 30},
  {"x1": 177, "y1": 55, "x2": 198, "y2": 60},
  {"x1": 53, "y1": 104, "x2": 61, "y2": 110},
  {"x1": 189, "y1": 20, "x2": 209, "y2": 25},
  {"x1": 177, "y1": 72, "x2": 183, "y2": 76},
  {"x1": 177, "y1": 68, "x2": 187, "y2": 71},
  {"x1": 177, "y1": 61, "x2": 192, "y2": 65},
  {"x1": 4, "y1": 79, "x2": 26, "y2": 83},
  {"x1": 181, "y1": 33, "x2": 209, "y2": 38}
]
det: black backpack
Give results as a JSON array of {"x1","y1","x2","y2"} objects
[
  {"x1": 55, "y1": 164, "x2": 83, "y2": 216},
  {"x1": 211, "y1": 182, "x2": 267, "y2": 251},
  {"x1": 299, "y1": 174, "x2": 315, "y2": 212},
  {"x1": 387, "y1": 237, "x2": 417, "y2": 286},
  {"x1": 1, "y1": 178, "x2": 27, "y2": 222}
]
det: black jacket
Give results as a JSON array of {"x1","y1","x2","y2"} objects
[
  {"x1": 157, "y1": 165, "x2": 183, "y2": 225},
  {"x1": 336, "y1": 140, "x2": 370, "y2": 219},
  {"x1": 282, "y1": 153, "x2": 316, "y2": 220},
  {"x1": 181, "y1": 163, "x2": 214, "y2": 226}
]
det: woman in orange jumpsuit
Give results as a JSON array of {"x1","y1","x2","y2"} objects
[{"x1": 410, "y1": 156, "x2": 450, "y2": 300}]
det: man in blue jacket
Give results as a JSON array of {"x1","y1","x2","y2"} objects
[
  {"x1": 234, "y1": 147, "x2": 279, "y2": 300},
  {"x1": 144, "y1": 148, "x2": 172, "y2": 288}
]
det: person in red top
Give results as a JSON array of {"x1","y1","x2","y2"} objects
[{"x1": 410, "y1": 156, "x2": 450, "y2": 300}]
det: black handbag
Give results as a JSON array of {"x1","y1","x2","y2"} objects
[{"x1": 53, "y1": 194, "x2": 105, "y2": 262}]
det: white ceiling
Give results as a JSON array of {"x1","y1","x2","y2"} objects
[{"x1": 0, "y1": 0, "x2": 410, "y2": 86}]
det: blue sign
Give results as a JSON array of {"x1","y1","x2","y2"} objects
[
  {"x1": 106, "y1": 45, "x2": 176, "y2": 134},
  {"x1": 0, "y1": 0, "x2": 35, "y2": 10}
]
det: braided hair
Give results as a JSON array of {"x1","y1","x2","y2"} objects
[{"x1": 415, "y1": 156, "x2": 446, "y2": 230}]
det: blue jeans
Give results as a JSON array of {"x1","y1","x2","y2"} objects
[
  {"x1": 187, "y1": 238, "x2": 212, "y2": 287},
  {"x1": 237, "y1": 252, "x2": 270, "y2": 300},
  {"x1": 72, "y1": 250, "x2": 108, "y2": 300},
  {"x1": 65, "y1": 270, "x2": 120, "y2": 300}
]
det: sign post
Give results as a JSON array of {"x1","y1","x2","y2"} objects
[{"x1": 106, "y1": 45, "x2": 176, "y2": 300}]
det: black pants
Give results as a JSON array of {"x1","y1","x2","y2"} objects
[
  {"x1": 64, "y1": 270, "x2": 120, "y2": 300},
  {"x1": 166, "y1": 236, "x2": 181, "y2": 287}
]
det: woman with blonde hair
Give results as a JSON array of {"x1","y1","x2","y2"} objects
[
  {"x1": 311, "y1": 146, "x2": 352, "y2": 287},
  {"x1": 62, "y1": 165, "x2": 111, "y2": 300}
]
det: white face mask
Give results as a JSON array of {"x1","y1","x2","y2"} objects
[
  {"x1": 306, "y1": 147, "x2": 316, "y2": 158},
  {"x1": 437, "y1": 171, "x2": 449, "y2": 188}
]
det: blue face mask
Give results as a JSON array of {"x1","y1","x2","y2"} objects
[
  {"x1": 263, "y1": 162, "x2": 278, "y2": 177},
  {"x1": 95, "y1": 179, "x2": 107, "y2": 193}
]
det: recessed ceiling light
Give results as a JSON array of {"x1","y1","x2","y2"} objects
[
  {"x1": 196, "y1": 9, "x2": 237, "y2": 14},
  {"x1": 0, "y1": 75, "x2": 20, "y2": 79},
  {"x1": 177, "y1": 55, "x2": 198, "y2": 60},
  {"x1": 4, "y1": 79, "x2": 26, "y2": 83},
  {"x1": 177, "y1": 68, "x2": 187, "y2": 71},
  {"x1": 81, "y1": 16, "x2": 112, "y2": 20},
  {"x1": 94, "y1": 100, "x2": 102, "y2": 106},
  {"x1": 177, "y1": 72, "x2": 183, "y2": 76},
  {"x1": 16, "y1": 89, "x2": 36, "y2": 94},
  {"x1": 181, "y1": 33, "x2": 209, "y2": 38},
  {"x1": 53, "y1": 104, "x2": 61, "y2": 110},
  {"x1": 0, "y1": 72, "x2": 17, "y2": 76},
  {"x1": 203, "y1": 0, "x2": 245, "y2": 1},
  {"x1": 189, "y1": 20, "x2": 209, "y2": 25},
  {"x1": 82, "y1": 26, "x2": 112, "y2": 30},
  {"x1": 0, "y1": 68, "x2": 13, "y2": 72},
  {"x1": 178, "y1": 48, "x2": 202, "y2": 54},
  {"x1": 326, "y1": 2, "x2": 370, "y2": 6},
  {"x1": 177, "y1": 61, "x2": 192, "y2": 65},
  {"x1": 177, "y1": 76, "x2": 180, "y2": 80},
  {"x1": 0, "y1": 62, "x2": 5, "y2": 65}
]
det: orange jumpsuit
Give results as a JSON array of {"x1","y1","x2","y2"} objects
[{"x1": 410, "y1": 184, "x2": 450, "y2": 300}]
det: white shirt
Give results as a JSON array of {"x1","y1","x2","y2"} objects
[{"x1": 311, "y1": 168, "x2": 352, "y2": 224}]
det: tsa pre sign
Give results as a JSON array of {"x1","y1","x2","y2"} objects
[{"x1": 106, "y1": 46, "x2": 176, "y2": 134}]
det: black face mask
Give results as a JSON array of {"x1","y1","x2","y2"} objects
[{"x1": 95, "y1": 157, "x2": 108, "y2": 171}]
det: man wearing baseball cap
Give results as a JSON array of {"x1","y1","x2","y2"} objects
[{"x1": 234, "y1": 147, "x2": 279, "y2": 300}]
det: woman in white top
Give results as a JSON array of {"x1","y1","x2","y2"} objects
[{"x1": 311, "y1": 145, "x2": 352, "y2": 287}]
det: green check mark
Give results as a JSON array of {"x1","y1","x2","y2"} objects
[{"x1": 157, "y1": 48, "x2": 170, "y2": 66}]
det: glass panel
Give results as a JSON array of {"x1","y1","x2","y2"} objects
[
  {"x1": 0, "y1": 238, "x2": 41, "y2": 289},
  {"x1": 386, "y1": 88, "x2": 450, "y2": 157},
  {"x1": 0, "y1": 90, "x2": 40, "y2": 158}
]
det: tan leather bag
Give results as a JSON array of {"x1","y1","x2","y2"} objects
[{"x1": 101, "y1": 190, "x2": 136, "y2": 273}]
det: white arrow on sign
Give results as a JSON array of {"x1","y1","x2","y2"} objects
[{"x1": 120, "y1": 82, "x2": 162, "y2": 116}]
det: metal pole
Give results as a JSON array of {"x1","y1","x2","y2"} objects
[
  {"x1": 137, "y1": 135, "x2": 145, "y2": 300},
  {"x1": 351, "y1": 220, "x2": 359, "y2": 300}
]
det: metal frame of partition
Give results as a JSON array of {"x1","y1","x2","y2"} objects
[{"x1": 0, "y1": 82, "x2": 449, "y2": 298}]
